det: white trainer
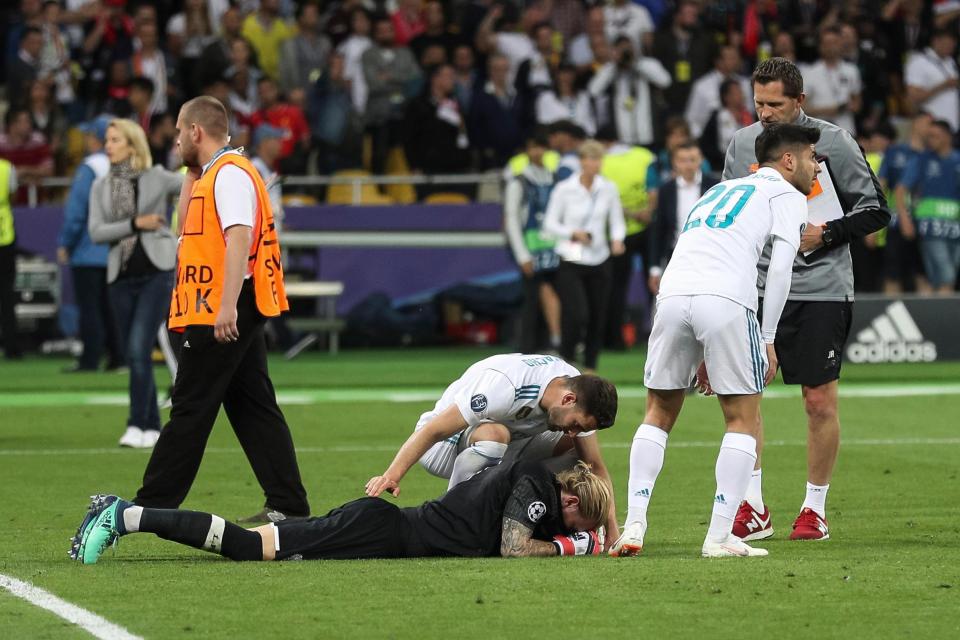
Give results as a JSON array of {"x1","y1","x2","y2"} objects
[
  {"x1": 140, "y1": 429, "x2": 161, "y2": 448},
  {"x1": 118, "y1": 426, "x2": 144, "y2": 448},
  {"x1": 609, "y1": 521, "x2": 646, "y2": 557},
  {"x1": 701, "y1": 534, "x2": 769, "y2": 558}
]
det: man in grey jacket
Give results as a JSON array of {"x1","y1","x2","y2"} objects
[{"x1": 720, "y1": 58, "x2": 890, "y2": 542}]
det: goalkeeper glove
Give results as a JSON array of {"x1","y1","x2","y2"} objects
[{"x1": 552, "y1": 531, "x2": 601, "y2": 556}]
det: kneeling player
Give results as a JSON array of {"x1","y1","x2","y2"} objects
[
  {"x1": 610, "y1": 123, "x2": 820, "y2": 558},
  {"x1": 364, "y1": 354, "x2": 621, "y2": 542},
  {"x1": 70, "y1": 461, "x2": 610, "y2": 563}
]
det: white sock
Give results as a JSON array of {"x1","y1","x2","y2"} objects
[
  {"x1": 447, "y1": 441, "x2": 507, "y2": 490},
  {"x1": 549, "y1": 334, "x2": 561, "y2": 349},
  {"x1": 745, "y1": 468, "x2": 764, "y2": 512},
  {"x1": 123, "y1": 505, "x2": 143, "y2": 533},
  {"x1": 707, "y1": 432, "x2": 757, "y2": 543},
  {"x1": 626, "y1": 424, "x2": 669, "y2": 525},
  {"x1": 801, "y1": 482, "x2": 829, "y2": 518}
]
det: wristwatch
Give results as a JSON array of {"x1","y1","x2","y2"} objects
[{"x1": 821, "y1": 224, "x2": 835, "y2": 248}]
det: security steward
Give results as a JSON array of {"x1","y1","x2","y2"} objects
[
  {"x1": 134, "y1": 96, "x2": 310, "y2": 523},
  {"x1": 0, "y1": 157, "x2": 21, "y2": 360}
]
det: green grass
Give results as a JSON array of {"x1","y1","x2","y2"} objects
[{"x1": 0, "y1": 349, "x2": 958, "y2": 639}]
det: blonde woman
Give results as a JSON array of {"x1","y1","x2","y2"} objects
[
  {"x1": 543, "y1": 140, "x2": 626, "y2": 372},
  {"x1": 89, "y1": 119, "x2": 183, "y2": 449}
]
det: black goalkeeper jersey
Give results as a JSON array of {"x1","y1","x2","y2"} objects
[{"x1": 403, "y1": 460, "x2": 569, "y2": 557}]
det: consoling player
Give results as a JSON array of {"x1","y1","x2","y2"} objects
[
  {"x1": 70, "y1": 460, "x2": 611, "y2": 563},
  {"x1": 722, "y1": 58, "x2": 890, "y2": 542},
  {"x1": 364, "y1": 354, "x2": 621, "y2": 543},
  {"x1": 610, "y1": 123, "x2": 820, "y2": 558}
]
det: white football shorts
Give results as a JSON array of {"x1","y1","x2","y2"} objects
[{"x1": 644, "y1": 295, "x2": 768, "y2": 395}]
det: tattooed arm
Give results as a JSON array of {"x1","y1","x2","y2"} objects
[{"x1": 500, "y1": 517, "x2": 558, "y2": 558}]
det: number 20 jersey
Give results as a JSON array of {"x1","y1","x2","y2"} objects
[{"x1": 659, "y1": 167, "x2": 808, "y2": 312}]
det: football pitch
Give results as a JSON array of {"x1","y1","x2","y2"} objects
[{"x1": 1, "y1": 348, "x2": 958, "y2": 639}]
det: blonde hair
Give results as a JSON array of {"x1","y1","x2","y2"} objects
[
  {"x1": 555, "y1": 461, "x2": 612, "y2": 529},
  {"x1": 578, "y1": 139, "x2": 605, "y2": 160},
  {"x1": 108, "y1": 119, "x2": 153, "y2": 171}
]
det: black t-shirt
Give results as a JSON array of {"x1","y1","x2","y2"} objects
[{"x1": 403, "y1": 460, "x2": 568, "y2": 557}]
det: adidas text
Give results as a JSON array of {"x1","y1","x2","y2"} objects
[{"x1": 847, "y1": 301, "x2": 937, "y2": 364}]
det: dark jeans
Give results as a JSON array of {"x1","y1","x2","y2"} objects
[
  {"x1": 110, "y1": 271, "x2": 174, "y2": 431},
  {"x1": 0, "y1": 244, "x2": 19, "y2": 358},
  {"x1": 605, "y1": 230, "x2": 650, "y2": 348},
  {"x1": 556, "y1": 260, "x2": 613, "y2": 370},
  {"x1": 518, "y1": 270, "x2": 557, "y2": 353},
  {"x1": 72, "y1": 266, "x2": 121, "y2": 369},
  {"x1": 135, "y1": 281, "x2": 310, "y2": 516}
]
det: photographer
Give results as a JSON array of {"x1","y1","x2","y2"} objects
[{"x1": 587, "y1": 36, "x2": 670, "y2": 147}]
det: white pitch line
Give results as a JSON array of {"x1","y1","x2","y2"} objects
[
  {"x1": 0, "y1": 437, "x2": 957, "y2": 457},
  {"x1": 0, "y1": 573, "x2": 142, "y2": 640}
]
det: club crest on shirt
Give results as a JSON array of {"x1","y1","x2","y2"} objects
[
  {"x1": 527, "y1": 501, "x2": 546, "y2": 522},
  {"x1": 470, "y1": 394, "x2": 488, "y2": 413},
  {"x1": 515, "y1": 407, "x2": 533, "y2": 420}
]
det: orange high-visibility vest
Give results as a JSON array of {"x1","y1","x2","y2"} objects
[{"x1": 168, "y1": 152, "x2": 288, "y2": 330}]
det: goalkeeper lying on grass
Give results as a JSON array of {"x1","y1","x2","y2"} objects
[{"x1": 70, "y1": 460, "x2": 610, "y2": 563}]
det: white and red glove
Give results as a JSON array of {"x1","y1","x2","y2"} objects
[{"x1": 552, "y1": 531, "x2": 602, "y2": 556}]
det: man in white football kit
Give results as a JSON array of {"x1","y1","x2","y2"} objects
[
  {"x1": 364, "y1": 354, "x2": 622, "y2": 541},
  {"x1": 610, "y1": 123, "x2": 821, "y2": 558}
]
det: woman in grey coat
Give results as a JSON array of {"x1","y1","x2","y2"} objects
[{"x1": 89, "y1": 119, "x2": 182, "y2": 449}]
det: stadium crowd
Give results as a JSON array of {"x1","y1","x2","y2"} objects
[{"x1": 2, "y1": 0, "x2": 960, "y2": 367}]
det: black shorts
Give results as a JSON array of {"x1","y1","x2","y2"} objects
[
  {"x1": 884, "y1": 226, "x2": 924, "y2": 282},
  {"x1": 760, "y1": 299, "x2": 853, "y2": 387},
  {"x1": 274, "y1": 498, "x2": 413, "y2": 561}
]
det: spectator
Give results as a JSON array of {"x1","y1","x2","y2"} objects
[
  {"x1": 904, "y1": 28, "x2": 960, "y2": 132},
  {"x1": 87, "y1": 118, "x2": 182, "y2": 449},
  {"x1": 417, "y1": 43, "x2": 448, "y2": 69},
  {"x1": 604, "y1": 0, "x2": 655, "y2": 53},
  {"x1": 392, "y1": 0, "x2": 426, "y2": 47},
  {"x1": 452, "y1": 44, "x2": 478, "y2": 115},
  {"x1": 251, "y1": 77, "x2": 311, "y2": 175},
  {"x1": 323, "y1": 0, "x2": 368, "y2": 47},
  {"x1": 698, "y1": 79, "x2": 755, "y2": 170},
  {"x1": 647, "y1": 141, "x2": 720, "y2": 295},
  {"x1": 196, "y1": 5, "x2": 244, "y2": 88},
  {"x1": 841, "y1": 23, "x2": 890, "y2": 134},
  {"x1": 309, "y1": 52, "x2": 364, "y2": 174},
  {"x1": 26, "y1": 79, "x2": 67, "y2": 161},
  {"x1": 567, "y1": 7, "x2": 606, "y2": 72},
  {"x1": 802, "y1": 25, "x2": 863, "y2": 135},
  {"x1": 362, "y1": 16, "x2": 421, "y2": 176},
  {"x1": 536, "y1": 64, "x2": 596, "y2": 136},
  {"x1": 38, "y1": 0, "x2": 76, "y2": 117},
  {"x1": 880, "y1": 0, "x2": 933, "y2": 80},
  {"x1": 896, "y1": 119, "x2": 960, "y2": 294},
  {"x1": 543, "y1": 140, "x2": 626, "y2": 372},
  {"x1": 404, "y1": 63, "x2": 472, "y2": 199},
  {"x1": 514, "y1": 21, "x2": 558, "y2": 127},
  {"x1": 6, "y1": 0, "x2": 43, "y2": 67},
  {"x1": 879, "y1": 112, "x2": 933, "y2": 293},
  {"x1": 550, "y1": 119, "x2": 586, "y2": 181},
  {"x1": 225, "y1": 38, "x2": 263, "y2": 124},
  {"x1": 475, "y1": 4, "x2": 541, "y2": 84},
  {"x1": 147, "y1": 112, "x2": 177, "y2": 169},
  {"x1": 648, "y1": 116, "x2": 711, "y2": 190},
  {"x1": 131, "y1": 20, "x2": 175, "y2": 117},
  {"x1": 651, "y1": 0, "x2": 714, "y2": 119},
  {"x1": 596, "y1": 127, "x2": 657, "y2": 350},
  {"x1": 205, "y1": 77, "x2": 250, "y2": 149},
  {"x1": 409, "y1": 1, "x2": 461, "y2": 63},
  {"x1": 503, "y1": 129, "x2": 562, "y2": 353},
  {"x1": 251, "y1": 124, "x2": 285, "y2": 228},
  {"x1": 278, "y1": 1, "x2": 331, "y2": 102},
  {"x1": 684, "y1": 45, "x2": 752, "y2": 139},
  {"x1": 547, "y1": 0, "x2": 587, "y2": 48},
  {"x1": 166, "y1": 0, "x2": 216, "y2": 96},
  {"x1": 241, "y1": 0, "x2": 295, "y2": 81},
  {"x1": 0, "y1": 107, "x2": 54, "y2": 204},
  {"x1": 337, "y1": 8, "x2": 374, "y2": 115},
  {"x1": 57, "y1": 115, "x2": 122, "y2": 373},
  {"x1": 469, "y1": 53, "x2": 526, "y2": 170},
  {"x1": 0, "y1": 155, "x2": 20, "y2": 360},
  {"x1": 773, "y1": 30, "x2": 797, "y2": 62},
  {"x1": 7, "y1": 26, "x2": 43, "y2": 105},
  {"x1": 100, "y1": 59, "x2": 131, "y2": 116},
  {"x1": 126, "y1": 76, "x2": 156, "y2": 133},
  {"x1": 79, "y1": 0, "x2": 135, "y2": 111},
  {"x1": 588, "y1": 36, "x2": 671, "y2": 147}
]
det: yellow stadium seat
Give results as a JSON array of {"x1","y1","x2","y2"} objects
[
  {"x1": 325, "y1": 170, "x2": 394, "y2": 205},
  {"x1": 424, "y1": 192, "x2": 470, "y2": 204},
  {"x1": 385, "y1": 147, "x2": 417, "y2": 204}
]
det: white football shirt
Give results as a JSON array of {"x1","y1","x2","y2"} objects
[
  {"x1": 432, "y1": 354, "x2": 593, "y2": 439},
  {"x1": 658, "y1": 167, "x2": 808, "y2": 311}
]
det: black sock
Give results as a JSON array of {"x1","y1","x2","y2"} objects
[{"x1": 138, "y1": 508, "x2": 264, "y2": 561}]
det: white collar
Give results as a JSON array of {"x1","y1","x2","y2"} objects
[{"x1": 677, "y1": 171, "x2": 702, "y2": 188}]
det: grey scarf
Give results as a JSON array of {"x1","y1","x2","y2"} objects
[{"x1": 106, "y1": 159, "x2": 141, "y2": 270}]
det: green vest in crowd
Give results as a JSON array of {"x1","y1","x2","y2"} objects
[
  {"x1": 507, "y1": 151, "x2": 561, "y2": 177},
  {"x1": 0, "y1": 159, "x2": 14, "y2": 247},
  {"x1": 601, "y1": 146, "x2": 656, "y2": 236}
]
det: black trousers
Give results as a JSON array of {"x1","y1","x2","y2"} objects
[
  {"x1": 605, "y1": 230, "x2": 649, "y2": 348},
  {"x1": 556, "y1": 260, "x2": 612, "y2": 370},
  {"x1": 0, "y1": 244, "x2": 20, "y2": 358},
  {"x1": 135, "y1": 281, "x2": 310, "y2": 516},
  {"x1": 71, "y1": 266, "x2": 122, "y2": 369},
  {"x1": 518, "y1": 270, "x2": 556, "y2": 353}
]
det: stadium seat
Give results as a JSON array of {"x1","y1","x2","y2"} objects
[
  {"x1": 325, "y1": 170, "x2": 394, "y2": 205},
  {"x1": 385, "y1": 147, "x2": 417, "y2": 204},
  {"x1": 424, "y1": 192, "x2": 470, "y2": 204}
]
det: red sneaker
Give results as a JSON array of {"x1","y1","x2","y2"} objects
[
  {"x1": 732, "y1": 501, "x2": 774, "y2": 541},
  {"x1": 789, "y1": 508, "x2": 830, "y2": 540}
]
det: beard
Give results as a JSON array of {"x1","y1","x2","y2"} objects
[{"x1": 179, "y1": 143, "x2": 200, "y2": 168}]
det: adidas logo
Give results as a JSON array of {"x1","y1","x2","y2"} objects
[
  {"x1": 714, "y1": 494, "x2": 726, "y2": 505},
  {"x1": 846, "y1": 301, "x2": 936, "y2": 364},
  {"x1": 633, "y1": 488, "x2": 651, "y2": 499}
]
